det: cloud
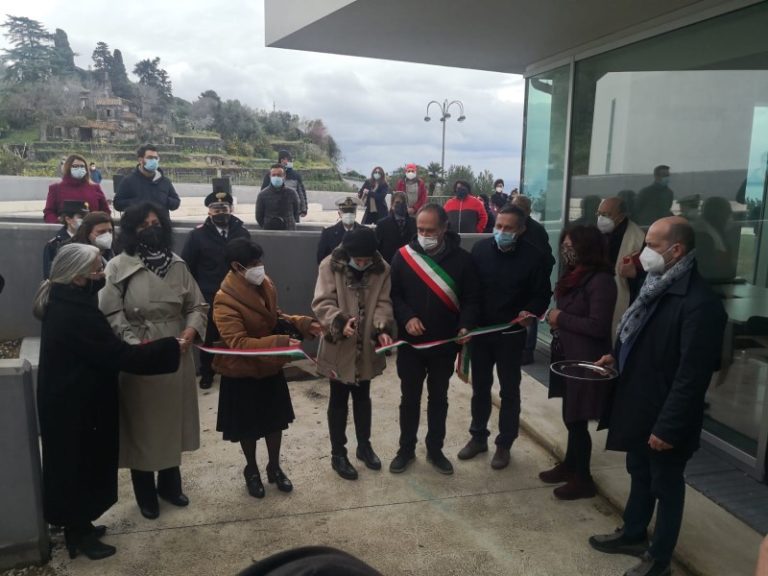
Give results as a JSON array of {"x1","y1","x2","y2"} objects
[{"x1": 0, "y1": 0, "x2": 525, "y2": 185}]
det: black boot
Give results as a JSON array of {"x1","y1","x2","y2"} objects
[
  {"x1": 130, "y1": 469, "x2": 159, "y2": 519},
  {"x1": 356, "y1": 445, "x2": 381, "y2": 470},
  {"x1": 332, "y1": 455, "x2": 359, "y2": 480},
  {"x1": 266, "y1": 465, "x2": 293, "y2": 492},
  {"x1": 158, "y1": 467, "x2": 189, "y2": 507},
  {"x1": 243, "y1": 465, "x2": 265, "y2": 498},
  {"x1": 64, "y1": 526, "x2": 116, "y2": 560}
]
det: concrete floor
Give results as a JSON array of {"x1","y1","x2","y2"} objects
[{"x1": 4, "y1": 361, "x2": 690, "y2": 576}]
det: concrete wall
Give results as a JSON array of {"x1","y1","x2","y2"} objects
[{"x1": 0, "y1": 220, "x2": 490, "y2": 341}]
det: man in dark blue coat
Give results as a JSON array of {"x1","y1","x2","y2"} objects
[
  {"x1": 389, "y1": 204, "x2": 480, "y2": 475},
  {"x1": 261, "y1": 150, "x2": 308, "y2": 220},
  {"x1": 316, "y1": 197, "x2": 362, "y2": 264},
  {"x1": 458, "y1": 204, "x2": 552, "y2": 470},
  {"x1": 113, "y1": 144, "x2": 180, "y2": 219},
  {"x1": 589, "y1": 217, "x2": 727, "y2": 576},
  {"x1": 181, "y1": 191, "x2": 250, "y2": 388}
]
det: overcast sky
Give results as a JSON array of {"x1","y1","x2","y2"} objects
[{"x1": 1, "y1": 1, "x2": 526, "y2": 186}]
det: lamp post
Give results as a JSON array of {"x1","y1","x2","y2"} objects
[{"x1": 424, "y1": 99, "x2": 466, "y2": 175}]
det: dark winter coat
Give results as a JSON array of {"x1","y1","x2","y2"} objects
[
  {"x1": 262, "y1": 168, "x2": 308, "y2": 216},
  {"x1": 548, "y1": 271, "x2": 617, "y2": 423},
  {"x1": 470, "y1": 236, "x2": 552, "y2": 326},
  {"x1": 317, "y1": 221, "x2": 362, "y2": 264},
  {"x1": 37, "y1": 283, "x2": 180, "y2": 527},
  {"x1": 42, "y1": 227, "x2": 72, "y2": 279},
  {"x1": 113, "y1": 167, "x2": 180, "y2": 218},
  {"x1": 256, "y1": 185, "x2": 300, "y2": 230},
  {"x1": 524, "y1": 216, "x2": 553, "y2": 261},
  {"x1": 444, "y1": 196, "x2": 488, "y2": 234},
  {"x1": 599, "y1": 265, "x2": 727, "y2": 454},
  {"x1": 358, "y1": 179, "x2": 389, "y2": 224},
  {"x1": 181, "y1": 216, "x2": 251, "y2": 300},
  {"x1": 43, "y1": 175, "x2": 110, "y2": 223},
  {"x1": 375, "y1": 215, "x2": 416, "y2": 263},
  {"x1": 390, "y1": 231, "x2": 479, "y2": 354}
]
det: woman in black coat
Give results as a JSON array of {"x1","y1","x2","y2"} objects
[
  {"x1": 358, "y1": 166, "x2": 389, "y2": 224},
  {"x1": 374, "y1": 192, "x2": 417, "y2": 263},
  {"x1": 33, "y1": 243, "x2": 180, "y2": 560},
  {"x1": 541, "y1": 225, "x2": 616, "y2": 500}
]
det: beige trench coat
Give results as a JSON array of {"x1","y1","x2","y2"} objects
[
  {"x1": 99, "y1": 253, "x2": 208, "y2": 471},
  {"x1": 612, "y1": 219, "x2": 646, "y2": 335},
  {"x1": 312, "y1": 247, "x2": 395, "y2": 384}
]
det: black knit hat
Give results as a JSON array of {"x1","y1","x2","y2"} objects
[{"x1": 342, "y1": 227, "x2": 377, "y2": 257}]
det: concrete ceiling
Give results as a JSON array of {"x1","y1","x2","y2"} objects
[{"x1": 266, "y1": 0, "x2": 732, "y2": 74}]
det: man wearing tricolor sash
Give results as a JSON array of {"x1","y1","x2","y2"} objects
[
  {"x1": 388, "y1": 204, "x2": 480, "y2": 475},
  {"x1": 458, "y1": 204, "x2": 553, "y2": 470}
]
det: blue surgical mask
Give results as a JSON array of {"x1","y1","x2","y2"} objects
[
  {"x1": 271, "y1": 176, "x2": 284, "y2": 188},
  {"x1": 144, "y1": 158, "x2": 159, "y2": 171},
  {"x1": 494, "y1": 230, "x2": 516, "y2": 250},
  {"x1": 659, "y1": 176, "x2": 670, "y2": 186},
  {"x1": 349, "y1": 258, "x2": 371, "y2": 271},
  {"x1": 71, "y1": 166, "x2": 87, "y2": 179}
]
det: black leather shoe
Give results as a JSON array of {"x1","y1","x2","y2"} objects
[
  {"x1": 589, "y1": 527, "x2": 648, "y2": 557},
  {"x1": 199, "y1": 374, "x2": 213, "y2": 390},
  {"x1": 266, "y1": 466, "x2": 293, "y2": 492},
  {"x1": 88, "y1": 523, "x2": 107, "y2": 538},
  {"x1": 624, "y1": 552, "x2": 671, "y2": 576},
  {"x1": 389, "y1": 452, "x2": 415, "y2": 474},
  {"x1": 332, "y1": 455, "x2": 359, "y2": 480},
  {"x1": 139, "y1": 503, "x2": 159, "y2": 520},
  {"x1": 356, "y1": 445, "x2": 381, "y2": 470},
  {"x1": 65, "y1": 529, "x2": 116, "y2": 560},
  {"x1": 158, "y1": 491, "x2": 190, "y2": 507},
  {"x1": 457, "y1": 438, "x2": 488, "y2": 460},
  {"x1": 243, "y1": 465, "x2": 265, "y2": 498},
  {"x1": 427, "y1": 451, "x2": 454, "y2": 475}
]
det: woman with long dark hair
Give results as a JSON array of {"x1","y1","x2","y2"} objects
[
  {"x1": 540, "y1": 225, "x2": 617, "y2": 500},
  {"x1": 69, "y1": 211, "x2": 115, "y2": 264},
  {"x1": 99, "y1": 202, "x2": 208, "y2": 520},
  {"x1": 43, "y1": 154, "x2": 110, "y2": 223},
  {"x1": 358, "y1": 166, "x2": 389, "y2": 224}
]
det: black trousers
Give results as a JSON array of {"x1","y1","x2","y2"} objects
[
  {"x1": 200, "y1": 297, "x2": 219, "y2": 378},
  {"x1": 130, "y1": 467, "x2": 182, "y2": 507},
  {"x1": 622, "y1": 447, "x2": 691, "y2": 564},
  {"x1": 396, "y1": 346, "x2": 455, "y2": 455},
  {"x1": 469, "y1": 331, "x2": 525, "y2": 448},
  {"x1": 562, "y1": 395, "x2": 591, "y2": 475},
  {"x1": 327, "y1": 379, "x2": 372, "y2": 456}
]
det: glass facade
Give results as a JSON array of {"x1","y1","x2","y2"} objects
[{"x1": 522, "y1": 2, "x2": 768, "y2": 476}]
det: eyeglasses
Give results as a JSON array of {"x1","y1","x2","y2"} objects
[{"x1": 71, "y1": 163, "x2": 86, "y2": 168}]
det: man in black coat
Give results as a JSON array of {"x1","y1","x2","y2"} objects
[
  {"x1": 589, "y1": 217, "x2": 727, "y2": 576},
  {"x1": 261, "y1": 150, "x2": 308, "y2": 220},
  {"x1": 389, "y1": 204, "x2": 480, "y2": 475},
  {"x1": 375, "y1": 191, "x2": 417, "y2": 263},
  {"x1": 316, "y1": 196, "x2": 362, "y2": 264},
  {"x1": 113, "y1": 144, "x2": 180, "y2": 219},
  {"x1": 458, "y1": 204, "x2": 553, "y2": 470},
  {"x1": 182, "y1": 191, "x2": 250, "y2": 389},
  {"x1": 43, "y1": 200, "x2": 89, "y2": 279}
]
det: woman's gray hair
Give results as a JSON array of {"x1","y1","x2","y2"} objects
[{"x1": 33, "y1": 243, "x2": 101, "y2": 319}]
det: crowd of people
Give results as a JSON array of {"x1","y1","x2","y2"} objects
[{"x1": 34, "y1": 148, "x2": 728, "y2": 576}]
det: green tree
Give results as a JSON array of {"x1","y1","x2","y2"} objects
[
  {"x1": 91, "y1": 42, "x2": 112, "y2": 70},
  {"x1": 426, "y1": 161, "x2": 444, "y2": 195},
  {"x1": 109, "y1": 49, "x2": 133, "y2": 100},
  {"x1": 51, "y1": 29, "x2": 75, "y2": 76},
  {"x1": 133, "y1": 57, "x2": 172, "y2": 100},
  {"x1": 474, "y1": 169, "x2": 495, "y2": 196},
  {"x1": 1, "y1": 15, "x2": 55, "y2": 83},
  {"x1": 445, "y1": 164, "x2": 475, "y2": 192}
]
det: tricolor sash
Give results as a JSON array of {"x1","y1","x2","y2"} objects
[{"x1": 399, "y1": 245, "x2": 459, "y2": 313}]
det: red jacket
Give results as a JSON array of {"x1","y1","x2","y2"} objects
[
  {"x1": 43, "y1": 176, "x2": 110, "y2": 223},
  {"x1": 395, "y1": 178, "x2": 427, "y2": 213},
  {"x1": 444, "y1": 195, "x2": 488, "y2": 233}
]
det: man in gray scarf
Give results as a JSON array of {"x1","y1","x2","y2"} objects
[{"x1": 588, "y1": 217, "x2": 727, "y2": 576}]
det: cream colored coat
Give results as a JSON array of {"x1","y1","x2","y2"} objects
[
  {"x1": 99, "y1": 253, "x2": 208, "y2": 471},
  {"x1": 612, "y1": 219, "x2": 646, "y2": 335},
  {"x1": 312, "y1": 248, "x2": 395, "y2": 385}
]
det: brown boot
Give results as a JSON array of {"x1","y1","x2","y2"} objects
[
  {"x1": 538, "y1": 462, "x2": 572, "y2": 484},
  {"x1": 553, "y1": 474, "x2": 596, "y2": 500},
  {"x1": 490, "y1": 446, "x2": 510, "y2": 470}
]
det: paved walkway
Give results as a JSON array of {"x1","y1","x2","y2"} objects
[{"x1": 5, "y1": 361, "x2": 691, "y2": 576}]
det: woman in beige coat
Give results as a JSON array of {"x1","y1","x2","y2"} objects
[
  {"x1": 99, "y1": 203, "x2": 207, "y2": 520},
  {"x1": 312, "y1": 227, "x2": 395, "y2": 481}
]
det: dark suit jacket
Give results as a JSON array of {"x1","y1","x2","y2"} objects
[
  {"x1": 375, "y1": 215, "x2": 416, "y2": 263},
  {"x1": 600, "y1": 265, "x2": 727, "y2": 454},
  {"x1": 316, "y1": 221, "x2": 361, "y2": 264}
]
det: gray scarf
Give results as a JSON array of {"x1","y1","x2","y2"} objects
[{"x1": 617, "y1": 250, "x2": 696, "y2": 344}]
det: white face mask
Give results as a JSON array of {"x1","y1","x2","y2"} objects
[
  {"x1": 596, "y1": 215, "x2": 616, "y2": 234},
  {"x1": 71, "y1": 217, "x2": 83, "y2": 231},
  {"x1": 418, "y1": 234, "x2": 439, "y2": 252},
  {"x1": 406, "y1": 171, "x2": 417, "y2": 180},
  {"x1": 639, "y1": 246, "x2": 669, "y2": 274},
  {"x1": 495, "y1": 186, "x2": 504, "y2": 193},
  {"x1": 341, "y1": 212, "x2": 356, "y2": 226},
  {"x1": 285, "y1": 161, "x2": 293, "y2": 169},
  {"x1": 244, "y1": 265, "x2": 266, "y2": 286},
  {"x1": 94, "y1": 232, "x2": 113, "y2": 250}
]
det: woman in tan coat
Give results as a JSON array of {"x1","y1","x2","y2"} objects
[
  {"x1": 99, "y1": 203, "x2": 207, "y2": 520},
  {"x1": 213, "y1": 238, "x2": 321, "y2": 498},
  {"x1": 312, "y1": 227, "x2": 395, "y2": 481}
]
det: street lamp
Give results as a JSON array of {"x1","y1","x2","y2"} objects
[{"x1": 424, "y1": 99, "x2": 466, "y2": 175}]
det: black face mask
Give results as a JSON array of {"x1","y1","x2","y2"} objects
[
  {"x1": 137, "y1": 225, "x2": 166, "y2": 250},
  {"x1": 394, "y1": 203, "x2": 408, "y2": 218},
  {"x1": 456, "y1": 187, "x2": 469, "y2": 199},
  {"x1": 84, "y1": 276, "x2": 106, "y2": 295},
  {"x1": 211, "y1": 213, "x2": 231, "y2": 227}
]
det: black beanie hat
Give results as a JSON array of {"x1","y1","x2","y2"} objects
[{"x1": 343, "y1": 227, "x2": 377, "y2": 258}]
